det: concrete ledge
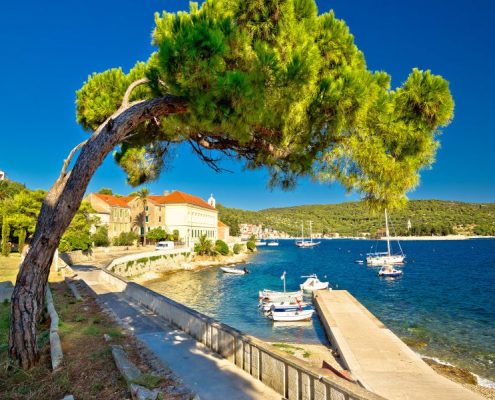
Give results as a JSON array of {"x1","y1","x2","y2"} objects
[
  {"x1": 65, "y1": 278, "x2": 83, "y2": 301},
  {"x1": 0, "y1": 281, "x2": 13, "y2": 302},
  {"x1": 46, "y1": 286, "x2": 63, "y2": 370},
  {"x1": 98, "y1": 268, "x2": 384, "y2": 400}
]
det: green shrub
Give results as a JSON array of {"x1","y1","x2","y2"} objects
[
  {"x1": 246, "y1": 240, "x2": 256, "y2": 252},
  {"x1": 147, "y1": 227, "x2": 168, "y2": 242},
  {"x1": 112, "y1": 231, "x2": 138, "y2": 246},
  {"x1": 136, "y1": 257, "x2": 149, "y2": 264},
  {"x1": 233, "y1": 243, "x2": 243, "y2": 254},
  {"x1": 59, "y1": 230, "x2": 92, "y2": 252},
  {"x1": 91, "y1": 225, "x2": 110, "y2": 247},
  {"x1": 215, "y1": 240, "x2": 229, "y2": 256},
  {"x1": 149, "y1": 255, "x2": 161, "y2": 262}
]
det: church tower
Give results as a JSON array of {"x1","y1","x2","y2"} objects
[{"x1": 208, "y1": 193, "x2": 216, "y2": 208}]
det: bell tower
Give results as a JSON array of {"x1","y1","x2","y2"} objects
[{"x1": 208, "y1": 193, "x2": 216, "y2": 208}]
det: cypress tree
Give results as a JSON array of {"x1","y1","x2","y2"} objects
[{"x1": 1, "y1": 217, "x2": 10, "y2": 256}]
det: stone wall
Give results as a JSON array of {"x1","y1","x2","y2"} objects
[
  {"x1": 104, "y1": 248, "x2": 192, "y2": 277},
  {"x1": 97, "y1": 268, "x2": 385, "y2": 400},
  {"x1": 59, "y1": 245, "x2": 155, "y2": 265}
]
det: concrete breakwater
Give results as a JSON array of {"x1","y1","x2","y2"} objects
[
  {"x1": 95, "y1": 267, "x2": 383, "y2": 400},
  {"x1": 314, "y1": 290, "x2": 483, "y2": 400}
]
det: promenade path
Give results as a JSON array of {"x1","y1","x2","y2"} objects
[
  {"x1": 72, "y1": 265, "x2": 281, "y2": 400},
  {"x1": 314, "y1": 290, "x2": 482, "y2": 400}
]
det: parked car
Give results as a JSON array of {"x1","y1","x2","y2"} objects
[{"x1": 155, "y1": 241, "x2": 174, "y2": 251}]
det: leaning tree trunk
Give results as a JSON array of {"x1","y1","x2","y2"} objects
[{"x1": 9, "y1": 93, "x2": 186, "y2": 369}]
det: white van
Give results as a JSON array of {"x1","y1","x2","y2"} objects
[{"x1": 155, "y1": 241, "x2": 174, "y2": 251}]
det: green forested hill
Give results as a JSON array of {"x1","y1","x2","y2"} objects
[{"x1": 217, "y1": 200, "x2": 495, "y2": 237}]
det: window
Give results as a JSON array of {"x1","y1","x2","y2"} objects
[
  {"x1": 145, "y1": 216, "x2": 149, "y2": 223},
  {"x1": 159, "y1": 216, "x2": 161, "y2": 223}
]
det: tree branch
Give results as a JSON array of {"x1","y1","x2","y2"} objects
[
  {"x1": 58, "y1": 139, "x2": 88, "y2": 179},
  {"x1": 121, "y1": 78, "x2": 150, "y2": 108}
]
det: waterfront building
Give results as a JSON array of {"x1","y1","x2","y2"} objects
[
  {"x1": 85, "y1": 193, "x2": 132, "y2": 237},
  {"x1": 86, "y1": 190, "x2": 220, "y2": 248},
  {"x1": 217, "y1": 220, "x2": 230, "y2": 241}
]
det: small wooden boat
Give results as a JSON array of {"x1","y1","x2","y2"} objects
[
  {"x1": 269, "y1": 309, "x2": 314, "y2": 322},
  {"x1": 259, "y1": 289, "x2": 303, "y2": 302},
  {"x1": 299, "y1": 274, "x2": 329, "y2": 292},
  {"x1": 221, "y1": 267, "x2": 248, "y2": 275},
  {"x1": 260, "y1": 300, "x2": 310, "y2": 312}
]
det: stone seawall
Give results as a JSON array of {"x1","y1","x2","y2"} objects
[
  {"x1": 106, "y1": 249, "x2": 193, "y2": 277},
  {"x1": 97, "y1": 267, "x2": 384, "y2": 400}
]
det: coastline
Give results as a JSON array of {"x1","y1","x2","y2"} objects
[
  {"x1": 421, "y1": 356, "x2": 495, "y2": 399},
  {"x1": 131, "y1": 250, "x2": 254, "y2": 283}
]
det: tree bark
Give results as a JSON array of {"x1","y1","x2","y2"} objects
[{"x1": 9, "y1": 95, "x2": 187, "y2": 369}]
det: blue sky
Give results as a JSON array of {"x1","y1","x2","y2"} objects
[{"x1": 0, "y1": 0, "x2": 493, "y2": 210}]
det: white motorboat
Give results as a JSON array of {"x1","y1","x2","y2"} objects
[
  {"x1": 366, "y1": 209, "x2": 405, "y2": 266},
  {"x1": 378, "y1": 264, "x2": 403, "y2": 277},
  {"x1": 267, "y1": 241, "x2": 279, "y2": 246},
  {"x1": 295, "y1": 221, "x2": 320, "y2": 248},
  {"x1": 299, "y1": 274, "x2": 329, "y2": 292},
  {"x1": 255, "y1": 240, "x2": 267, "y2": 246},
  {"x1": 269, "y1": 309, "x2": 315, "y2": 322},
  {"x1": 260, "y1": 300, "x2": 310, "y2": 312},
  {"x1": 221, "y1": 267, "x2": 248, "y2": 275}
]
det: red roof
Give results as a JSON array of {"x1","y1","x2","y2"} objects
[
  {"x1": 154, "y1": 191, "x2": 216, "y2": 210},
  {"x1": 93, "y1": 193, "x2": 131, "y2": 208}
]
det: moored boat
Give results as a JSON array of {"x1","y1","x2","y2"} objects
[
  {"x1": 260, "y1": 300, "x2": 310, "y2": 312},
  {"x1": 259, "y1": 289, "x2": 303, "y2": 302},
  {"x1": 221, "y1": 266, "x2": 248, "y2": 275},
  {"x1": 299, "y1": 274, "x2": 329, "y2": 291},
  {"x1": 269, "y1": 308, "x2": 315, "y2": 322},
  {"x1": 378, "y1": 264, "x2": 403, "y2": 277},
  {"x1": 366, "y1": 209, "x2": 405, "y2": 266},
  {"x1": 267, "y1": 241, "x2": 279, "y2": 246},
  {"x1": 295, "y1": 221, "x2": 321, "y2": 248}
]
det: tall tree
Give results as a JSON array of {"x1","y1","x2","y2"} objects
[
  {"x1": 1, "y1": 217, "x2": 10, "y2": 256},
  {"x1": 136, "y1": 188, "x2": 150, "y2": 245},
  {"x1": 9, "y1": 0, "x2": 454, "y2": 368}
]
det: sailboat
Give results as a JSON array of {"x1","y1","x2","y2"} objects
[
  {"x1": 295, "y1": 221, "x2": 320, "y2": 248},
  {"x1": 366, "y1": 209, "x2": 405, "y2": 266}
]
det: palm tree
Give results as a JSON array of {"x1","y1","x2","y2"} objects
[
  {"x1": 136, "y1": 188, "x2": 150, "y2": 245},
  {"x1": 194, "y1": 234, "x2": 215, "y2": 256}
]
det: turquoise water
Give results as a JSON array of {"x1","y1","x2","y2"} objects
[{"x1": 144, "y1": 239, "x2": 495, "y2": 381}]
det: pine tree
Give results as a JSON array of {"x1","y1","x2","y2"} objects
[{"x1": 10, "y1": 0, "x2": 454, "y2": 369}]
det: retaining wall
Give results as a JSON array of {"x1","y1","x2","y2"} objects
[
  {"x1": 97, "y1": 268, "x2": 384, "y2": 400},
  {"x1": 105, "y1": 248, "x2": 192, "y2": 277}
]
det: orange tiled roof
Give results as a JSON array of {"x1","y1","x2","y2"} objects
[
  {"x1": 93, "y1": 193, "x2": 131, "y2": 208},
  {"x1": 154, "y1": 191, "x2": 216, "y2": 210},
  {"x1": 218, "y1": 220, "x2": 228, "y2": 228}
]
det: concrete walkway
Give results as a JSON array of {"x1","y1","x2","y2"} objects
[
  {"x1": 314, "y1": 290, "x2": 482, "y2": 400},
  {"x1": 73, "y1": 265, "x2": 281, "y2": 400}
]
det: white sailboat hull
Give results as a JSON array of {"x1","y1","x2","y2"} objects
[
  {"x1": 366, "y1": 254, "x2": 405, "y2": 266},
  {"x1": 295, "y1": 241, "x2": 320, "y2": 248}
]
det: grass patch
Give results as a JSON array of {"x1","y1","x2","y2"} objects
[
  {"x1": 272, "y1": 343, "x2": 311, "y2": 358},
  {"x1": 83, "y1": 325, "x2": 101, "y2": 336},
  {"x1": 107, "y1": 328, "x2": 123, "y2": 338},
  {"x1": 131, "y1": 374, "x2": 165, "y2": 389}
]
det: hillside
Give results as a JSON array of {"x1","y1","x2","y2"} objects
[{"x1": 217, "y1": 200, "x2": 495, "y2": 237}]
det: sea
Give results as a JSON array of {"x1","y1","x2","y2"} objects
[{"x1": 143, "y1": 238, "x2": 495, "y2": 384}]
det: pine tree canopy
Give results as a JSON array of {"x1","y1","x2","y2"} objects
[{"x1": 75, "y1": 0, "x2": 454, "y2": 210}]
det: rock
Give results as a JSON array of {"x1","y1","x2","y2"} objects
[
  {"x1": 130, "y1": 384, "x2": 160, "y2": 400},
  {"x1": 62, "y1": 396, "x2": 75, "y2": 400},
  {"x1": 111, "y1": 345, "x2": 142, "y2": 382},
  {"x1": 104, "y1": 334, "x2": 112, "y2": 342}
]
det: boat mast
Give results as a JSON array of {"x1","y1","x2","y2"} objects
[
  {"x1": 301, "y1": 222, "x2": 304, "y2": 242},
  {"x1": 385, "y1": 209, "x2": 391, "y2": 256},
  {"x1": 309, "y1": 221, "x2": 313, "y2": 244}
]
